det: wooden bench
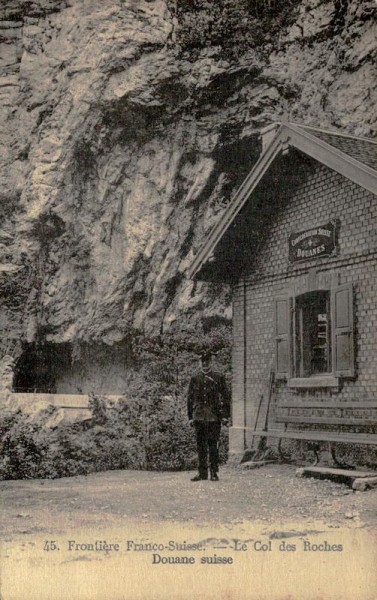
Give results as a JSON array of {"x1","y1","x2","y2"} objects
[{"x1": 253, "y1": 401, "x2": 377, "y2": 466}]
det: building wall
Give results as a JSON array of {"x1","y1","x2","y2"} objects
[{"x1": 230, "y1": 161, "x2": 377, "y2": 453}]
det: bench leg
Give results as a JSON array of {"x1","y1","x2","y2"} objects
[
  {"x1": 299, "y1": 441, "x2": 320, "y2": 466},
  {"x1": 311, "y1": 444, "x2": 320, "y2": 466},
  {"x1": 329, "y1": 442, "x2": 339, "y2": 466},
  {"x1": 277, "y1": 424, "x2": 290, "y2": 462},
  {"x1": 329, "y1": 442, "x2": 354, "y2": 470},
  {"x1": 277, "y1": 437, "x2": 292, "y2": 463},
  {"x1": 253, "y1": 437, "x2": 266, "y2": 461}
]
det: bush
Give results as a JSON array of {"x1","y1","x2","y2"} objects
[
  {"x1": 0, "y1": 395, "x2": 229, "y2": 479},
  {"x1": 0, "y1": 323, "x2": 232, "y2": 479}
]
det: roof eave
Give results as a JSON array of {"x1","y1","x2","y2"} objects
[
  {"x1": 188, "y1": 122, "x2": 377, "y2": 282},
  {"x1": 288, "y1": 123, "x2": 377, "y2": 198},
  {"x1": 187, "y1": 124, "x2": 289, "y2": 279}
]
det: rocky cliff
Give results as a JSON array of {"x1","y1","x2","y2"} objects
[{"x1": 0, "y1": 0, "x2": 376, "y2": 389}]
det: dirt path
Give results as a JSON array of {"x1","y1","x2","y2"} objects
[
  {"x1": 1, "y1": 464, "x2": 376, "y2": 535},
  {"x1": 1, "y1": 464, "x2": 377, "y2": 600}
]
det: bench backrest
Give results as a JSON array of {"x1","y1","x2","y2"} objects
[{"x1": 275, "y1": 401, "x2": 377, "y2": 426}]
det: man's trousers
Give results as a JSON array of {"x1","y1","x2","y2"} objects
[{"x1": 194, "y1": 421, "x2": 221, "y2": 479}]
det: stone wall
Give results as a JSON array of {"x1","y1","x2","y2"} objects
[{"x1": 0, "y1": 391, "x2": 124, "y2": 427}]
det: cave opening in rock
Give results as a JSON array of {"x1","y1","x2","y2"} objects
[
  {"x1": 12, "y1": 341, "x2": 134, "y2": 396},
  {"x1": 12, "y1": 343, "x2": 72, "y2": 393}
]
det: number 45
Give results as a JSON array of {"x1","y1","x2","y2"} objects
[{"x1": 44, "y1": 540, "x2": 59, "y2": 551}]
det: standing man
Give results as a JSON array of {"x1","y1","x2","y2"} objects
[{"x1": 187, "y1": 351, "x2": 231, "y2": 481}]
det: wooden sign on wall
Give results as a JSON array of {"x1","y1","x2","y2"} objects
[{"x1": 289, "y1": 222, "x2": 336, "y2": 262}]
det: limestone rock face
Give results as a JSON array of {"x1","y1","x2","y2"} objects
[
  {"x1": 0, "y1": 0, "x2": 376, "y2": 348},
  {"x1": 0, "y1": 356, "x2": 15, "y2": 395}
]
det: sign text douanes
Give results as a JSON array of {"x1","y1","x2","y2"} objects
[{"x1": 289, "y1": 222, "x2": 336, "y2": 263}]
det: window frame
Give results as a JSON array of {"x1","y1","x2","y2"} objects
[
  {"x1": 274, "y1": 280, "x2": 354, "y2": 388},
  {"x1": 293, "y1": 289, "x2": 332, "y2": 379}
]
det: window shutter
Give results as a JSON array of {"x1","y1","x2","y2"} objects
[
  {"x1": 274, "y1": 294, "x2": 291, "y2": 380},
  {"x1": 331, "y1": 283, "x2": 354, "y2": 377}
]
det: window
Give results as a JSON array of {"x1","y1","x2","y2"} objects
[
  {"x1": 274, "y1": 282, "x2": 354, "y2": 386},
  {"x1": 294, "y1": 291, "x2": 331, "y2": 377}
]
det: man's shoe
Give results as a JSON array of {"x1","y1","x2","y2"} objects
[
  {"x1": 191, "y1": 474, "x2": 207, "y2": 481},
  {"x1": 210, "y1": 473, "x2": 219, "y2": 481}
]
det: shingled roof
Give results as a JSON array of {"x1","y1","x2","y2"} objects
[
  {"x1": 296, "y1": 124, "x2": 377, "y2": 171},
  {"x1": 188, "y1": 122, "x2": 377, "y2": 282}
]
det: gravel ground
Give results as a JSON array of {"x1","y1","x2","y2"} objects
[
  {"x1": 1, "y1": 464, "x2": 377, "y2": 600},
  {"x1": 1, "y1": 463, "x2": 376, "y2": 536}
]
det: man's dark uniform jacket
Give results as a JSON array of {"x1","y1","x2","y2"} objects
[{"x1": 187, "y1": 370, "x2": 230, "y2": 423}]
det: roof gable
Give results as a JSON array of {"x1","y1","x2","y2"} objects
[
  {"x1": 295, "y1": 124, "x2": 377, "y2": 171},
  {"x1": 188, "y1": 122, "x2": 377, "y2": 281}
]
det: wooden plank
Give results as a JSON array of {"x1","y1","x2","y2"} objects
[
  {"x1": 300, "y1": 466, "x2": 377, "y2": 478},
  {"x1": 297, "y1": 466, "x2": 377, "y2": 487},
  {"x1": 275, "y1": 400, "x2": 377, "y2": 426},
  {"x1": 276, "y1": 401, "x2": 377, "y2": 409},
  {"x1": 253, "y1": 429, "x2": 377, "y2": 444},
  {"x1": 288, "y1": 376, "x2": 339, "y2": 389},
  {"x1": 274, "y1": 416, "x2": 377, "y2": 426}
]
